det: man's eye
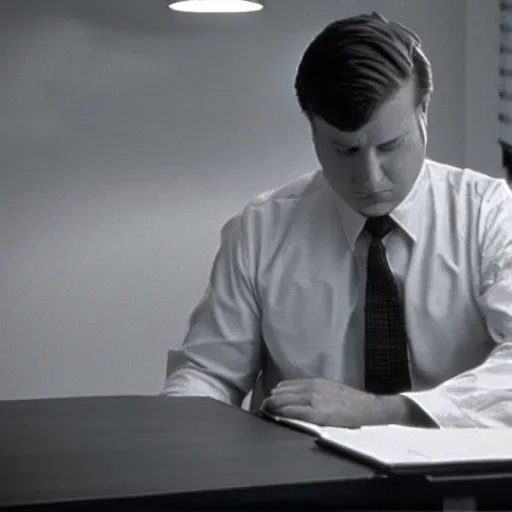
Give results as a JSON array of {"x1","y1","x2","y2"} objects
[
  {"x1": 334, "y1": 146, "x2": 357, "y2": 155},
  {"x1": 378, "y1": 139, "x2": 402, "y2": 152}
]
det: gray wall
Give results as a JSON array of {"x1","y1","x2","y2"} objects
[{"x1": 0, "y1": 0, "x2": 502, "y2": 400}]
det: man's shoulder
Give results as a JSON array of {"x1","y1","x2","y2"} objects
[
  {"x1": 221, "y1": 170, "x2": 326, "y2": 237},
  {"x1": 247, "y1": 169, "x2": 324, "y2": 209},
  {"x1": 427, "y1": 159, "x2": 508, "y2": 202}
]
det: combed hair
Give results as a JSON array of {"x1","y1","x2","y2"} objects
[{"x1": 294, "y1": 12, "x2": 433, "y2": 131}]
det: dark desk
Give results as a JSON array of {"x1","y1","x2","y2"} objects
[{"x1": 0, "y1": 396, "x2": 510, "y2": 511}]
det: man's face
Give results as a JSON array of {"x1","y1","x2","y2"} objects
[{"x1": 311, "y1": 80, "x2": 427, "y2": 217}]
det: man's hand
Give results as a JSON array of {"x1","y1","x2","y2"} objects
[{"x1": 260, "y1": 378, "x2": 412, "y2": 428}]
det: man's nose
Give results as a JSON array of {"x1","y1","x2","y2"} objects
[{"x1": 353, "y1": 149, "x2": 384, "y2": 191}]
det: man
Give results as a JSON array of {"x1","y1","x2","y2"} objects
[{"x1": 162, "y1": 12, "x2": 512, "y2": 428}]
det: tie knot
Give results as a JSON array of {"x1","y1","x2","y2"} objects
[{"x1": 364, "y1": 215, "x2": 395, "y2": 240}]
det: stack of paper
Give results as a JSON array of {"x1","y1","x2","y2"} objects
[
  {"x1": 318, "y1": 426, "x2": 512, "y2": 471},
  {"x1": 261, "y1": 412, "x2": 512, "y2": 472},
  {"x1": 259, "y1": 412, "x2": 325, "y2": 436}
]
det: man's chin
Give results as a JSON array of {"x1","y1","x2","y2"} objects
[{"x1": 354, "y1": 201, "x2": 394, "y2": 217}]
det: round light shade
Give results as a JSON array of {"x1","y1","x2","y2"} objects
[{"x1": 169, "y1": 0, "x2": 264, "y2": 13}]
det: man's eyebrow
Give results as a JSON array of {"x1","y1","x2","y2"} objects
[
  {"x1": 377, "y1": 134, "x2": 405, "y2": 146},
  {"x1": 331, "y1": 134, "x2": 405, "y2": 148}
]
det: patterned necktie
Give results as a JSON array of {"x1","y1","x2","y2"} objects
[{"x1": 363, "y1": 215, "x2": 412, "y2": 395}]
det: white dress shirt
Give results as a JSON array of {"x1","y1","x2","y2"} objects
[{"x1": 162, "y1": 159, "x2": 512, "y2": 428}]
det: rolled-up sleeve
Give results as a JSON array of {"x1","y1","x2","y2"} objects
[
  {"x1": 160, "y1": 210, "x2": 262, "y2": 406},
  {"x1": 403, "y1": 181, "x2": 512, "y2": 428}
]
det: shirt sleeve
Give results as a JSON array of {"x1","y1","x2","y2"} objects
[
  {"x1": 160, "y1": 210, "x2": 262, "y2": 406},
  {"x1": 402, "y1": 180, "x2": 512, "y2": 428}
]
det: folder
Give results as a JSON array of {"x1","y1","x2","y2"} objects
[{"x1": 261, "y1": 412, "x2": 512, "y2": 475}]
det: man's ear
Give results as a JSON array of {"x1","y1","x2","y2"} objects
[
  {"x1": 417, "y1": 104, "x2": 428, "y2": 145},
  {"x1": 418, "y1": 99, "x2": 428, "y2": 124},
  {"x1": 420, "y1": 110, "x2": 428, "y2": 132},
  {"x1": 307, "y1": 112, "x2": 318, "y2": 136}
]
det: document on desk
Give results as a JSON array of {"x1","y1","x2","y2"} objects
[
  {"x1": 261, "y1": 412, "x2": 512, "y2": 473},
  {"x1": 316, "y1": 425, "x2": 512, "y2": 472},
  {"x1": 259, "y1": 411, "x2": 325, "y2": 436}
]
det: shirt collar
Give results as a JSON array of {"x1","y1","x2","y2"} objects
[{"x1": 328, "y1": 160, "x2": 430, "y2": 250}]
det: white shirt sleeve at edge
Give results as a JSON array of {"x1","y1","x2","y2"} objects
[{"x1": 403, "y1": 180, "x2": 512, "y2": 428}]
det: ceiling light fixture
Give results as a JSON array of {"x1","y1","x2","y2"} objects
[{"x1": 168, "y1": 0, "x2": 264, "y2": 14}]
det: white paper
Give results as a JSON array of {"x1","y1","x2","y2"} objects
[
  {"x1": 260, "y1": 413, "x2": 324, "y2": 436},
  {"x1": 262, "y1": 413, "x2": 512, "y2": 468},
  {"x1": 318, "y1": 426, "x2": 512, "y2": 467}
]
